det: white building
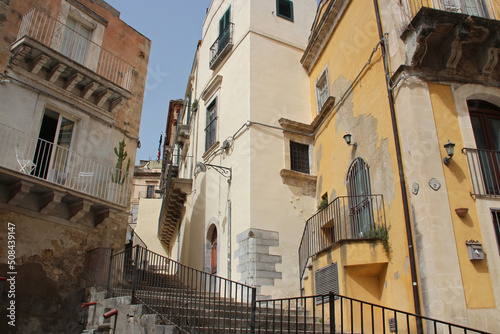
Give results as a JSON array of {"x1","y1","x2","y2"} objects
[{"x1": 159, "y1": 0, "x2": 318, "y2": 298}]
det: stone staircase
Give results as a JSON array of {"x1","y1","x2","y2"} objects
[{"x1": 82, "y1": 272, "x2": 331, "y2": 333}]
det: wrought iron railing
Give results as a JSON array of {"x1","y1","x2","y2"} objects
[
  {"x1": 85, "y1": 247, "x2": 491, "y2": 333},
  {"x1": 404, "y1": 0, "x2": 500, "y2": 20},
  {"x1": 256, "y1": 293, "x2": 490, "y2": 333},
  {"x1": 15, "y1": 8, "x2": 134, "y2": 90},
  {"x1": 0, "y1": 123, "x2": 131, "y2": 206},
  {"x1": 209, "y1": 23, "x2": 234, "y2": 69},
  {"x1": 94, "y1": 245, "x2": 256, "y2": 333},
  {"x1": 298, "y1": 194, "x2": 386, "y2": 280},
  {"x1": 463, "y1": 147, "x2": 500, "y2": 197}
]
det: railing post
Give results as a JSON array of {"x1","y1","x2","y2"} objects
[
  {"x1": 131, "y1": 246, "x2": 140, "y2": 302},
  {"x1": 106, "y1": 248, "x2": 114, "y2": 297},
  {"x1": 250, "y1": 287, "x2": 257, "y2": 334}
]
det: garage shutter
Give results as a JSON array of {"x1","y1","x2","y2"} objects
[{"x1": 315, "y1": 262, "x2": 339, "y2": 304}]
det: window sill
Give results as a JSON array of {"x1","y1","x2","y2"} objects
[
  {"x1": 202, "y1": 141, "x2": 220, "y2": 160},
  {"x1": 280, "y1": 169, "x2": 316, "y2": 196}
]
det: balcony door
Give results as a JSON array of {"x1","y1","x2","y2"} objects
[
  {"x1": 61, "y1": 17, "x2": 91, "y2": 65},
  {"x1": 218, "y1": 7, "x2": 231, "y2": 54},
  {"x1": 33, "y1": 109, "x2": 75, "y2": 184},
  {"x1": 469, "y1": 100, "x2": 500, "y2": 194},
  {"x1": 347, "y1": 158, "x2": 373, "y2": 238}
]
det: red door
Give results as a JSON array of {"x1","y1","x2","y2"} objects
[{"x1": 211, "y1": 229, "x2": 217, "y2": 274}]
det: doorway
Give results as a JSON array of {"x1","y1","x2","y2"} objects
[{"x1": 211, "y1": 228, "x2": 217, "y2": 275}]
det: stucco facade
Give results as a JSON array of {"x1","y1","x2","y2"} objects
[
  {"x1": 0, "y1": 0, "x2": 150, "y2": 332},
  {"x1": 298, "y1": 0, "x2": 500, "y2": 332}
]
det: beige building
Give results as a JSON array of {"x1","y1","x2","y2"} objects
[
  {"x1": 158, "y1": 0, "x2": 318, "y2": 299},
  {"x1": 0, "y1": 0, "x2": 150, "y2": 332}
]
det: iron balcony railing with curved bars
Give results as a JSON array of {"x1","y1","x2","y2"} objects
[{"x1": 298, "y1": 194, "x2": 387, "y2": 281}]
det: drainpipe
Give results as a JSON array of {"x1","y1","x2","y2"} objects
[
  {"x1": 372, "y1": 0, "x2": 423, "y2": 320},
  {"x1": 227, "y1": 199, "x2": 232, "y2": 280}
]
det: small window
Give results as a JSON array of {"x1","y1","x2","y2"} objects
[
  {"x1": 315, "y1": 263, "x2": 339, "y2": 304},
  {"x1": 205, "y1": 99, "x2": 218, "y2": 151},
  {"x1": 290, "y1": 141, "x2": 309, "y2": 174},
  {"x1": 315, "y1": 70, "x2": 329, "y2": 112},
  {"x1": 492, "y1": 210, "x2": 500, "y2": 254},
  {"x1": 276, "y1": 0, "x2": 294, "y2": 21},
  {"x1": 146, "y1": 185, "x2": 155, "y2": 198}
]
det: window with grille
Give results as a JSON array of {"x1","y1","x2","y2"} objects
[
  {"x1": 491, "y1": 210, "x2": 500, "y2": 254},
  {"x1": 146, "y1": 185, "x2": 155, "y2": 198},
  {"x1": 205, "y1": 99, "x2": 218, "y2": 151},
  {"x1": 290, "y1": 141, "x2": 309, "y2": 174},
  {"x1": 276, "y1": 0, "x2": 294, "y2": 21},
  {"x1": 315, "y1": 263, "x2": 339, "y2": 304},
  {"x1": 316, "y1": 70, "x2": 329, "y2": 112}
]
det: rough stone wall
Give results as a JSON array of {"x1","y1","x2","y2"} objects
[
  {"x1": 235, "y1": 228, "x2": 282, "y2": 298},
  {"x1": 0, "y1": 209, "x2": 126, "y2": 334}
]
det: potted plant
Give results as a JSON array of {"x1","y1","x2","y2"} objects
[{"x1": 107, "y1": 140, "x2": 131, "y2": 203}]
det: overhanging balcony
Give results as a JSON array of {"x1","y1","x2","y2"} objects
[
  {"x1": 209, "y1": 23, "x2": 234, "y2": 70},
  {"x1": 298, "y1": 194, "x2": 386, "y2": 280},
  {"x1": 399, "y1": 1, "x2": 500, "y2": 84},
  {"x1": 0, "y1": 123, "x2": 131, "y2": 225},
  {"x1": 9, "y1": 9, "x2": 133, "y2": 113},
  {"x1": 463, "y1": 147, "x2": 500, "y2": 197},
  {"x1": 158, "y1": 163, "x2": 192, "y2": 247}
]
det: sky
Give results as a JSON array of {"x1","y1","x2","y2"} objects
[{"x1": 104, "y1": 0, "x2": 213, "y2": 163}]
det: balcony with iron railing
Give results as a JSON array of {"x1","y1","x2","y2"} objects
[
  {"x1": 158, "y1": 157, "x2": 193, "y2": 247},
  {"x1": 209, "y1": 23, "x2": 234, "y2": 70},
  {"x1": 9, "y1": 9, "x2": 134, "y2": 112},
  {"x1": 463, "y1": 147, "x2": 500, "y2": 197},
  {"x1": 405, "y1": 0, "x2": 500, "y2": 19},
  {"x1": 298, "y1": 194, "x2": 387, "y2": 280},
  {"x1": 0, "y1": 123, "x2": 131, "y2": 219},
  {"x1": 399, "y1": 0, "x2": 500, "y2": 82}
]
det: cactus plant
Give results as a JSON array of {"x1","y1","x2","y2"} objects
[{"x1": 111, "y1": 140, "x2": 131, "y2": 185}]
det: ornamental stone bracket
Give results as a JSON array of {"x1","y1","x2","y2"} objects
[{"x1": 280, "y1": 169, "x2": 317, "y2": 197}]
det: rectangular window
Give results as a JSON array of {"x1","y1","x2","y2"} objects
[
  {"x1": 491, "y1": 210, "x2": 500, "y2": 254},
  {"x1": 290, "y1": 141, "x2": 309, "y2": 174},
  {"x1": 205, "y1": 99, "x2": 218, "y2": 151},
  {"x1": 146, "y1": 185, "x2": 155, "y2": 198},
  {"x1": 277, "y1": 0, "x2": 294, "y2": 21},
  {"x1": 315, "y1": 263, "x2": 339, "y2": 304},
  {"x1": 316, "y1": 70, "x2": 329, "y2": 113},
  {"x1": 61, "y1": 17, "x2": 92, "y2": 65}
]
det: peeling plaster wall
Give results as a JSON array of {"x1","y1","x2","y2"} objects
[{"x1": 0, "y1": 209, "x2": 127, "y2": 333}]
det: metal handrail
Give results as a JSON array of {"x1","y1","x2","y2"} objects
[
  {"x1": 255, "y1": 293, "x2": 491, "y2": 333},
  {"x1": 404, "y1": 0, "x2": 500, "y2": 20},
  {"x1": 16, "y1": 8, "x2": 134, "y2": 90},
  {"x1": 105, "y1": 245, "x2": 257, "y2": 333},
  {"x1": 463, "y1": 147, "x2": 500, "y2": 197},
  {"x1": 298, "y1": 194, "x2": 386, "y2": 281},
  {"x1": 0, "y1": 122, "x2": 131, "y2": 206}
]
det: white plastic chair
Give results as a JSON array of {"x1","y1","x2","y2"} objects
[
  {"x1": 75, "y1": 171, "x2": 94, "y2": 192},
  {"x1": 16, "y1": 147, "x2": 35, "y2": 174}
]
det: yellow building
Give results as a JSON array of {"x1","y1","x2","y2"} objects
[{"x1": 293, "y1": 0, "x2": 500, "y2": 332}]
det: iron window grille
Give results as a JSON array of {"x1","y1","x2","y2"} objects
[
  {"x1": 276, "y1": 0, "x2": 294, "y2": 21},
  {"x1": 316, "y1": 69, "x2": 329, "y2": 112},
  {"x1": 315, "y1": 262, "x2": 339, "y2": 304},
  {"x1": 290, "y1": 141, "x2": 309, "y2": 174},
  {"x1": 205, "y1": 99, "x2": 218, "y2": 151}
]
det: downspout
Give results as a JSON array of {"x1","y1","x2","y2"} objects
[
  {"x1": 372, "y1": 0, "x2": 423, "y2": 320},
  {"x1": 227, "y1": 199, "x2": 231, "y2": 280}
]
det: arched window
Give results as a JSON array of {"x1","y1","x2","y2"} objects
[
  {"x1": 346, "y1": 158, "x2": 373, "y2": 237},
  {"x1": 210, "y1": 228, "x2": 218, "y2": 275},
  {"x1": 468, "y1": 100, "x2": 500, "y2": 195}
]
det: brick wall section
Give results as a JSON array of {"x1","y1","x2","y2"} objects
[{"x1": 235, "y1": 228, "x2": 282, "y2": 298}]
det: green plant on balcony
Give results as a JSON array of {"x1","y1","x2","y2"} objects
[
  {"x1": 317, "y1": 193, "x2": 328, "y2": 211},
  {"x1": 111, "y1": 140, "x2": 131, "y2": 185},
  {"x1": 191, "y1": 99, "x2": 198, "y2": 111},
  {"x1": 366, "y1": 225, "x2": 390, "y2": 255}
]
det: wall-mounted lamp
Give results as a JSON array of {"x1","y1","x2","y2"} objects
[
  {"x1": 195, "y1": 161, "x2": 232, "y2": 182},
  {"x1": 343, "y1": 133, "x2": 357, "y2": 148},
  {"x1": 443, "y1": 140, "x2": 455, "y2": 166}
]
